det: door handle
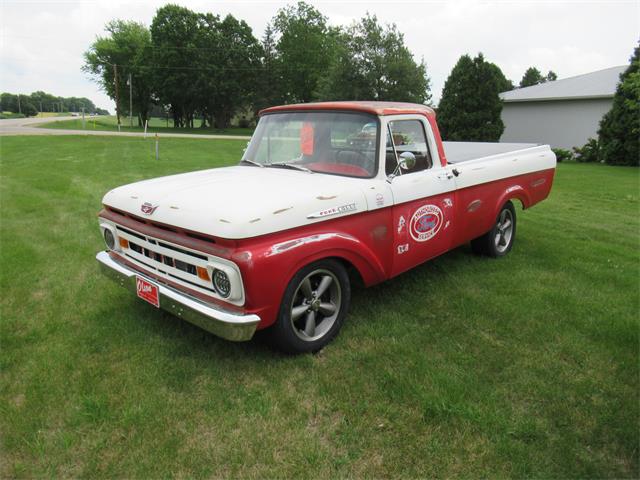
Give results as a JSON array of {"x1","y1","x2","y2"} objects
[{"x1": 438, "y1": 172, "x2": 454, "y2": 180}]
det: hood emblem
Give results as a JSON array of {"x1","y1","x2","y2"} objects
[{"x1": 141, "y1": 202, "x2": 158, "y2": 215}]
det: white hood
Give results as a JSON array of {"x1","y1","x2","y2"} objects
[{"x1": 102, "y1": 166, "x2": 372, "y2": 239}]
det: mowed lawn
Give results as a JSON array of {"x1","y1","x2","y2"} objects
[
  {"x1": 38, "y1": 115, "x2": 254, "y2": 136},
  {"x1": 0, "y1": 135, "x2": 638, "y2": 478}
]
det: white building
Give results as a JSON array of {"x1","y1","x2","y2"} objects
[{"x1": 499, "y1": 66, "x2": 625, "y2": 149}]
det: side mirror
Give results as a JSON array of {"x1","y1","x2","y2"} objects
[
  {"x1": 398, "y1": 151, "x2": 416, "y2": 171},
  {"x1": 387, "y1": 151, "x2": 416, "y2": 183}
]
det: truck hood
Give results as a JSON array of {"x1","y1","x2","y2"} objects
[{"x1": 102, "y1": 166, "x2": 371, "y2": 239}]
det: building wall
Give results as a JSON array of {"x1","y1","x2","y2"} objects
[{"x1": 499, "y1": 98, "x2": 613, "y2": 149}]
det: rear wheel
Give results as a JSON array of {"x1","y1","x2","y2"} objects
[
  {"x1": 270, "y1": 259, "x2": 350, "y2": 354},
  {"x1": 471, "y1": 201, "x2": 517, "y2": 257}
]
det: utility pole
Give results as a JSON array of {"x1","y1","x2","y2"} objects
[
  {"x1": 113, "y1": 63, "x2": 121, "y2": 130},
  {"x1": 128, "y1": 73, "x2": 133, "y2": 128},
  {"x1": 17, "y1": 94, "x2": 21, "y2": 114}
]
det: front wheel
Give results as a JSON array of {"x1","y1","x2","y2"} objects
[
  {"x1": 471, "y1": 201, "x2": 517, "y2": 257},
  {"x1": 269, "y1": 259, "x2": 351, "y2": 354}
]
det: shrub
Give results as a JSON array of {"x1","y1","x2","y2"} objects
[
  {"x1": 573, "y1": 138, "x2": 601, "y2": 163},
  {"x1": 552, "y1": 148, "x2": 574, "y2": 163}
]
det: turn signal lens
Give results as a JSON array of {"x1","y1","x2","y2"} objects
[
  {"x1": 197, "y1": 266, "x2": 210, "y2": 281},
  {"x1": 119, "y1": 237, "x2": 129, "y2": 249}
]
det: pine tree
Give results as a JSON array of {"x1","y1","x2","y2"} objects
[
  {"x1": 437, "y1": 53, "x2": 507, "y2": 141},
  {"x1": 598, "y1": 44, "x2": 640, "y2": 166}
]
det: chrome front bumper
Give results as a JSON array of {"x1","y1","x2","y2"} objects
[{"x1": 96, "y1": 251, "x2": 260, "y2": 341}]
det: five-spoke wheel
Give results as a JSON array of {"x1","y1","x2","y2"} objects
[
  {"x1": 270, "y1": 259, "x2": 350, "y2": 354},
  {"x1": 471, "y1": 201, "x2": 517, "y2": 257},
  {"x1": 290, "y1": 269, "x2": 341, "y2": 341},
  {"x1": 494, "y1": 207, "x2": 514, "y2": 254}
]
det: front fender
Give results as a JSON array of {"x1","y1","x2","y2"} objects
[
  {"x1": 266, "y1": 232, "x2": 387, "y2": 287},
  {"x1": 231, "y1": 226, "x2": 391, "y2": 330}
]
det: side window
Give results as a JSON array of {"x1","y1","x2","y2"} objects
[{"x1": 385, "y1": 120, "x2": 432, "y2": 175}]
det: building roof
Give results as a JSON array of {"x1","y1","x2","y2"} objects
[
  {"x1": 500, "y1": 66, "x2": 626, "y2": 103},
  {"x1": 260, "y1": 101, "x2": 435, "y2": 117}
]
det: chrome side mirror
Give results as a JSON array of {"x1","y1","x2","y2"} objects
[
  {"x1": 387, "y1": 151, "x2": 416, "y2": 183},
  {"x1": 398, "y1": 151, "x2": 416, "y2": 170}
]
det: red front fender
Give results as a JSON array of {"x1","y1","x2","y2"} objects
[{"x1": 231, "y1": 211, "x2": 393, "y2": 329}]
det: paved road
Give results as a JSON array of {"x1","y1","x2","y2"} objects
[{"x1": 0, "y1": 116, "x2": 251, "y2": 140}]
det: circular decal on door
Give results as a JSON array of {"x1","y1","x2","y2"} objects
[{"x1": 410, "y1": 204, "x2": 443, "y2": 242}]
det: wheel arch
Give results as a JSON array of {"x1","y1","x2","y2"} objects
[{"x1": 493, "y1": 185, "x2": 530, "y2": 218}]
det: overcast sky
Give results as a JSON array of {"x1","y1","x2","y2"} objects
[{"x1": 1, "y1": 0, "x2": 638, "y2": 110}]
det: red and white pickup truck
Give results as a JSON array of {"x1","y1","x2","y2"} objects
[{"x1": 96, "y1": 101, "x2": 556, "y2": 353}]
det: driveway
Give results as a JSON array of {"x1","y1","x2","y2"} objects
[{"x1": 0, "y1": 116, "x2": 251, "y2": 140}]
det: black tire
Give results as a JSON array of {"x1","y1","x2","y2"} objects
[
  {"x1": 269, "y1": 259, "x2": 351, "y2": 354},
  {"x1": 471, "y1": 201, "x2": 517, "y2": 257}
]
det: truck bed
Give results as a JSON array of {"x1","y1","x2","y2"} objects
[{"x1": 443, "y1": 141, "x2": 540, "y2": 164}]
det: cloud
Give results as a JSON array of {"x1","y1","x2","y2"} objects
[{"x1": 1, "y1": 0, "x2": 638, "y2": 109}]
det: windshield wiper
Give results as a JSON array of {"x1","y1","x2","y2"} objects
[
  {"x1": 266, "y1": 162, "x2": 312, "y2": 173},
  {"x1": 240, "y1": 159, "x2": 264, "y2": 167}
]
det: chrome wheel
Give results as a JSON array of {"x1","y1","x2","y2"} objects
[
  {"x1": 290, "y1": 269, "x2": 341, "y2": 342},
  {"x1": 494, "y1": 208, "x2": 514, "y2": 253}
]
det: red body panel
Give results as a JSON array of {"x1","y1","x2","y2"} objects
[{"x1": 230, "y1": 168, "x2": 553, "y2": 330}]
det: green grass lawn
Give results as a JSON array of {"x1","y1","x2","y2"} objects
[
  {"x1": 1, "y1": 136, "x2": 638, "y2": 478},
  {"x1": 38, "y1": 115, "x2": 254, "y2": 136}
]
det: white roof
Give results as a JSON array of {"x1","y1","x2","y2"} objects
[{"x1": 500, "y1": 66, "x2": 625, "y2": 103}]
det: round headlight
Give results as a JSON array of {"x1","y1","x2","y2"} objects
[
  {"x1": 104, "y1": 228, "x2": 115, "y2": 250},
  {"x1": 212, "y1": 269, "x2": 231, "y2": 298}
]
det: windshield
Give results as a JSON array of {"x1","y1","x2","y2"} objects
[{"x1": 241, "y1": 112, "x2": 379, "y2": 178}]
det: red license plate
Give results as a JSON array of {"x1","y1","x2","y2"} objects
[{"x1": 136, "y1": 276, "x2": 160, "y2": 308}]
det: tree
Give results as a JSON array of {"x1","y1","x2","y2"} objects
[
  {"x1": 598, "y1": 44, "x2": 640, "y2": 166},
  {"x1": 318, "y1": 14, "x2": 431, "y2": 104},
  {"x1": 254, "y1": 23, "x2": 283, "y2": 112},
  {"x1": 204, "y1": 14, "x2": 261, "y2": 128},
  {"x1": 150, "y1": 5, "x2": 201, "y2": 128},
  {"x1": 437, "y1": 53, "x2": 507, "y2": 141},
  {"x1": 272, "y1": 2, "x2": 336, "y2": 103},
  {"x1": 519, "y1": 67, "x2": 545, "y2": 87},
  {"x1": 83, "y1": 20, "x2": 153, "y2": 125},
  {"x1": 0, "y1": 93, "x2": 19, "y2": 112},
  {"x1": 519, "y1": 67, "x2": 558, "y2": 87}
]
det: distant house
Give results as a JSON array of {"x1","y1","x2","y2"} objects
[{"x1": 499, "y1": 66, "x2": 625, "y2": 149}]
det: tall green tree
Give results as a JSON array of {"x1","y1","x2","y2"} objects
[
  {"x1": 318, "y1": 14, "x2": 431, "y2": 104},
  {"x1": 437, "y1": 53, "x2": 507, "y2": 141},
  {"x1": 83, "y1": 20, "x2": 153, "y2": 125},
  {"x1": 254, "y1": 23, "x2": 283, "y2": 112},
  {"x1": 272, "y1": 2, "x2": 336, "y2": 103},
  {"x1": 206, "y1": 14, "x2": 261, "y2": 128},
  {"x1": 598, "y1": 44, "x2": 640, "y2": 166},
  {"x1": 150, "y1": 5, "x2": 201, "y2": 128}
]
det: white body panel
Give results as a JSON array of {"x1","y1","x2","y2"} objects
[{"x1": 103, "y1": 166, "x2": 372, "y2": 239}]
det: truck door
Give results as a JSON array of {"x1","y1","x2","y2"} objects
[{"x1": 386, "y1": 117, "x2": 457, "y2": 276}]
